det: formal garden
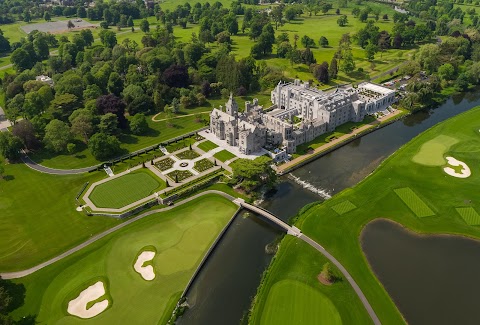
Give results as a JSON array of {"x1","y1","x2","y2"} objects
[
  {"x1": 176, "y1": 150, "x2": 200, "y2": 160},
  {"x1": 194, "y1": 158, "x2": 215, "y2": 173},
  {"x1": 166, "y1": 170, "x2": 194, "y2": 182},
  {"x1": 155, "y1": 157, "x2": 175, "y2": 171}
]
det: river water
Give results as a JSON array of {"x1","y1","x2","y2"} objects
[{"x1": 179, "y1": 90, "x2": 480, "y2": 325}]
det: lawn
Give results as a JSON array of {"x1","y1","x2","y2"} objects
[
  {"x1": 0, "y1": 161, "x2": 118, "y2": 272},
  {"x1": 250, "y1": 106, "x2": 480, "y2": 324},
  {"x1": 10, "y1": 194, "x2": 238, "y2": 324},
  {"x1": 88, "y1": 170, "x2": 164, "y2": 209},
  {"x1": 194, "y1": 158, "x2": 214, "y2": 172},
  {"x1": 197, "y1": 140, "x2": 218, "y2": 152},
  {"x1": 260, "y1": 279, "x2": 342, "y2": 325},
  {"x1": 214, "y1": 150, "x2": 237, "y2": 162}
]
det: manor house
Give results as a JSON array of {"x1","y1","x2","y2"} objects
[{"x1": 210, "y1": 80, "x2": 395, "y2": 156}]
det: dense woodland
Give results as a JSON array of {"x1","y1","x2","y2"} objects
[{"x1": 0, "y1": 0, "x2": 480, "y2": 163}]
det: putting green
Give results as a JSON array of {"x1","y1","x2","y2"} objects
[
  {"x1": 13, "y1": 194, "x2": 237, "y2": 324},
  {"x1": 456, "y1": 207, "x2": 480, "y2": 225},
  {"x1": 260, "y1": 280, "x2": 342, "y2": 325},
  {"x1": 412, "y1": 135, "x2": 458, "y2": 166},
  {"x1": 394, "y1": 188, "x2": 435, "y2": 218},
  {"x1": 89, "y1": 171, "x2": 162, "y2": 209},
  {"x1": 331, "y1": 200, "x2": 357, "y2": 215}
]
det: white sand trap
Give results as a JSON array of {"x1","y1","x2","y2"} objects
[
  {"x1": 134, "y1": 251, "x2": 156, "y2": 280},
  {"x1": 67, "y1": 281, "x2": 108, "y2": 319},
  {"x1": 443, "y1": 156, "x2": 471, "y2": 178}
]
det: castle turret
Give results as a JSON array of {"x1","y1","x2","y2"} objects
[{"x1": 225, "y1": 93, "x2": 238, "y2": 117}]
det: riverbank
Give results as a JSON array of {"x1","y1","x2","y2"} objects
[
  {"x1": 276, "y1": 108, "x2": 408, "y2": 175},
  {"x1": 249, "y1": 106, "x2": 480, "y2": 324}
]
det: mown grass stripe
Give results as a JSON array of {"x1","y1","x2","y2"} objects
[
  {"x1": 456, "y1": 207, "x2": 480, "y2": 225},
  {"x1": 331, "y1": 200, "x2": 357, "y2": 215},
  {"x1": 394, "y1": 188, "x2": 435, "y2": 218}
]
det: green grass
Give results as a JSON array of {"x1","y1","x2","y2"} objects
[
  {"x1": 214, "y1": 150, "x2": 237, "y2": 162},
  {"x1": 412, "y1": 135, "x2": 459, "y2": 166},
  {"x1": 457, "y1": 207, "x2": 480, "y2": 226},
  {"x1": 89, "y1": 170, "x2": 164, "y2": 209},
  {"x1": 197, "y1": 140, "x2": 219, "y2": 152},
  {"x1": 251, "y1": 106, "x2": 480, "y2": 325},
  {"x1": 194, "y1": 158, "x2": 214, "y2": 172},
  {"x1": 260, "y1": 279, "x2": 342, "y2": 325},
  {"x1": 331, "y1": 200, "x2": 357, "y2": 215},
  {"x1": 394, "y1": 188, "x2": 435, "y2": 218},
  {"x1": 0, "y1": 160, "x2": 118, "y2": 272},
  {"x1": 10, "y1": 194, "x2": 238, "y2": 324}
]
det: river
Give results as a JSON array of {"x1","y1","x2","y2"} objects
[{"x1": 179, "y1": 89, "x2": 480, "y2": 325}]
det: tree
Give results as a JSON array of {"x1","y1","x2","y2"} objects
[
  {"x1": 77, "y1": 6, "x2": 87, "y2": 18},
  {"x1": 319, "y1": 36, "x2": 329, "y2": 48},
  {"x1": 313, "y1": 62, "x2": 329, "y2": 83},
  {"x1": 80, "y1": 29, "x2": 94, "y2": 47},
  {"x1": 329, "y1": 57, "x2": 339, "y2": 79},
  {"x1": 341, "y1": 50, "x2": 356, "y2": 73},
  {"x1": 96, "y1": 94, "x2": 128, "y2": 129},
  {"x1": 271, "y1": 5, "x2": 284, "y2": 30},
  {"x1": 107, "y1": 72, "x2": 123, "y2": 96},
  {"x1": 365, "y1": 43, "x2": 377, "y2": 61},
  {"x1": 337, "y1": 15, "x2": 348, "y2": 27},
  {"x1": 67, "y1": 142, "x2": 76, "y2": 155},
  {"x1": 55, "y1": 74, "x2": 84, "y2": 98},
  {"x1": 162, "y1": 64, "x2": 189, "y2": 88},
  {"x1": 301, "y1": 35, "x2": 315, "y2": 48},
  {"x1": 44, "y1": 12, "x2": 51, "y2": 22},
  {"x1": 99, "y1": 113, "x2": 120, "y2": 135},
  {"x1": 12, "y1": 120, "x2": 39, "y2": 150},
  {"x1": 99, "y1": 30, "x2": 117, "y2": 48},
  {"x1": 320, "y1": 262, "x2": 338, "y2": 283},
  {"x1": 127, "y1": 94, "x2": 154, "y2": 115},
  {"x1": 130, "y1": 113, "x2": 148, "y2": 135},
  {"x1": 0, "y1": 132, "x2": 23, "y2": 160},
  {"x1": 171, "y1": 97, "x2": 180, "y2": 113},
  {"x1": 230, "y1": 156, "x2": 277, "y2": 192},
  {"x1": 43, "y1": 119, "x2": 72, "y2": 153},
  {"x1": 67, "y1": 20, "x2": 75, "y2": 29},
  {"x1": 437, "y1": 63, "x2": 456, "y2": 81},
  {"x1": 383, "y1": 14, "x2": 388, "y2": 20},
  {"x1": 140, "y1": 19, "x2": 150, "y2": 33},
  {"x1": 285, "y1": 7, "x2": 297, "y2": 21},
  {"x1": 127, "y1": 16, "x2": 134, "y2": 27},
  {"x1": 49, "y1": 94, "x2": 80, "y2": 121},
  {"x1": 88, "y1": 133, "x2": 121, "y2": 160},
  {"x1": 11, "y1": 48, "x2": 34, "y2": 71},
  {"x1": 70, "y1": 109, "x2": 95, "y2": 143},
  {"x1": 23, "y1": 10, "x2": 31, "y2": 23},
  {"x1": 359, "y1": 10, "x2": 369, "y2": 22}
]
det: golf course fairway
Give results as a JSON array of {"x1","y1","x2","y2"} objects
[
  {"x1": 250, "y1": 107, "x2": 480, "y2": 324},
  {"x1": 10, "y1": 194, "x2": 237, "y2": 324}
]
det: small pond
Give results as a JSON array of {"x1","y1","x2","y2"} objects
[{"x1": 361, "y1": 219, "x2": 480, "y2": 325}]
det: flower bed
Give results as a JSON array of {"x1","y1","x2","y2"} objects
[
  {"x1": 155, "y1": 158, "x2": 175, "y2": 171},
  {"x1": 194, "y1": 158, "x2": 214, "y2": 173},
  {"x1": 166, "y1": 170, "x2": 194, "y2": 182},
  {"x1": 176, "y1": 150, "x2": 200, "y2": 160}
]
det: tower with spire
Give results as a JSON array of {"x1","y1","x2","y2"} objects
[{"x1": 225, "y1": 92, "x2": 239, "y2": 117}]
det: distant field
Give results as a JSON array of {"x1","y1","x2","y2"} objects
[
  {"x1": 11, "y1": 195, "x2": 238, "y2": 324},
  {"x1": 21, "y1": 19, "x2": 98, "y2": 34},
  {"x1": 89, "y1": 170, "x2": 163, "y2": 209}
]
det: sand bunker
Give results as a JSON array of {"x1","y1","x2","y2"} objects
[
  {"x1": 134, "y1": 251, "x2": 156, "y2": 280},
  {"x1": 443, "y1": 156, "x2": 471, "y2": 178},
  {"x1": 67, "y1": 281, "x2": 108, "y2": 319}
]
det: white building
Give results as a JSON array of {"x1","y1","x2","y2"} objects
[{"x1": 35, "y1": 75, "x2": 54, "y2": 87}]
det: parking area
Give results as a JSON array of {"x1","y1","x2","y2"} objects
[{"x1": 21, "y1": 19, "x2": 98, "y2": 34}]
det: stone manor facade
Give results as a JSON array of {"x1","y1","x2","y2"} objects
[{"x1": 210, "y1": 80, "x2": 395, "y2": 156}]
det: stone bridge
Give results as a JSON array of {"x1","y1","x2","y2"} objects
[{"x1": 233, "y1": 199, "x2": 302, "y2": 237}]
